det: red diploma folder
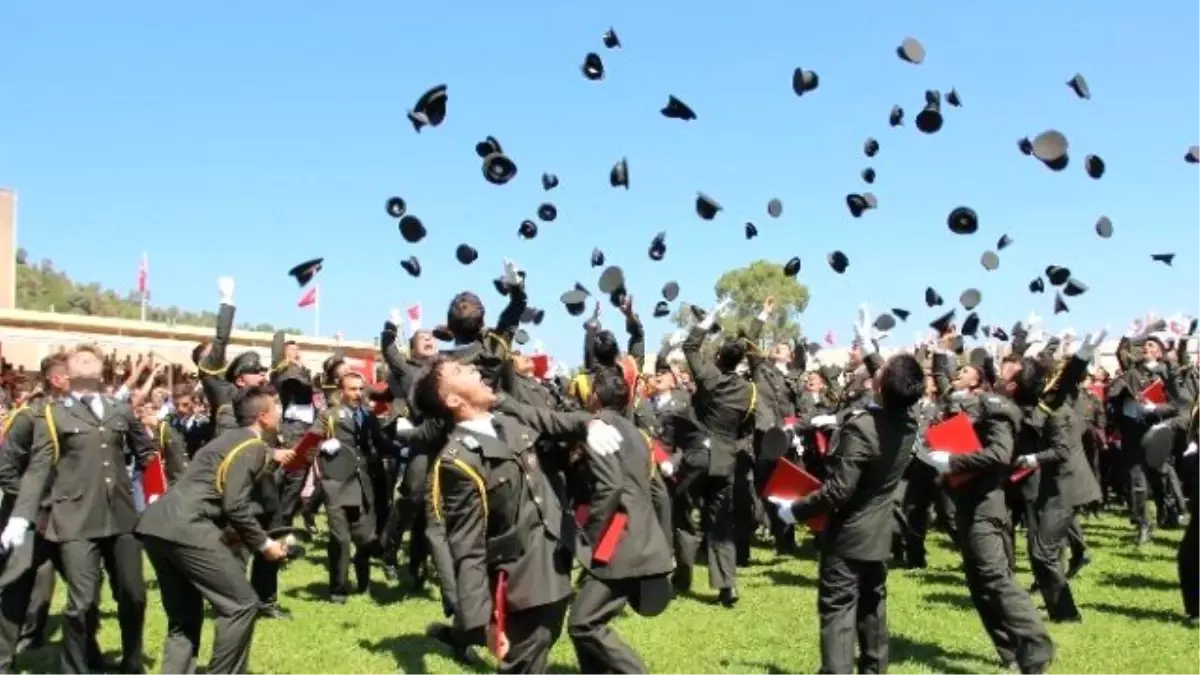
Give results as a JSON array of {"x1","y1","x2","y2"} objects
[
  {"x1": 924, "y1": 412, "x2": 982, "y2": 489},
  {"x1": 814, "y1": 430, "x2": 829, "y2": 456},
  {"x1": 761, "y1": 458, "x2": 827, "y2": 531},
  {"x1": 1140, "y1": 379, "x2": 1167, "y2": 405},
  {"x1": 531, "y1": 354, "x2": 550, "y2": 379},
  {"x1": 142, "y1": 453, "x2": 168, "y2": 505},
  {"x1": 492, "y1": 570, "x2": 508, "y2": 636},
  {"x1": 593, "y1": 512, "x2": 628, "y2": 564},
  {"x1": 650, "y1": 439, "x2": 671, "y2": 466},
  {"x1": 1009, "y1": 466, "x2": 1035, "y2": 484},
  {"x1": 782, "y1": 416, "x2": 798, "y2": 428},
  {"x1": 283, "y1": 431, "x2": 322, "y2": 472}
]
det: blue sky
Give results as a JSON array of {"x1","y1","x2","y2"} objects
[{"x1": 3, "y1": 2, "x2": 1197, "y2": 363}]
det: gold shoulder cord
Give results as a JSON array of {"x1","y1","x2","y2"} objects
[
  {"x1": 430, "y1": 456, "x2": 489, "y2": 523},
  {"x1": 215, "y1": 438, "x2": 267, "y2": 494}
]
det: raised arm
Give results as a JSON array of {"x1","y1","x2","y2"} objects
[
  {"x1": 198, "y1": 277, "x2": 237, "y2": 377},
  {"x1": 621, "y1": 297, "x2": 646, "y2": 371}
]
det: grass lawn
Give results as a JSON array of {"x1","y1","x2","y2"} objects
[{"x1": 11, "y1": 511, "x2": 1197, "y2": 674}]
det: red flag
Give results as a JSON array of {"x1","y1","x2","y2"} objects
[
  {"x1": 137, "y1": 253, "x2": 149, "y2": 296},
  {"x1": 406, "y1": 303, "x2": 422, "y2": 331},
  {"x1": 298, "y1": 285, "x2": 318, "y2": 308}
]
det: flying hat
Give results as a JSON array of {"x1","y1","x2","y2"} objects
[
  {"x1": 541, "y1": 173, "x2": 559, "y2": 191},
  {"x1": 597, "y1": 266, "x2": 625, "y2": 294},
  {"x1": 896, "y1": 37, "x2": 925, "y2": 64},
  {"x1": 695, "y1": 193, "x2": 722, "y2": 220},
  {"x1": 1045, "y1": 265, "x2": 1071, "y2": 286},
  {"x1": 864, "y1": 137, "x2": 880, "y2": 157},
  {"x1": 398, "y1": 215, "x2": 426, "y2": 243},
  {"x1": 892, "y1": 308, "x2": 910, "y2": 321},
  {"x1": 874, "y1": 314, "x2": 897, "y2": 332},
  {"x1": 400, "y1": 256, "x2": 421, "y2": 277},
  {"x1": 407, "y1": 84, "x2": 447, "y2": 132},
  {"x1": 1187, "y1": 146, "x2": 1199, "y2": 164},
  {"x1": 846, "y1": 193, "x2": 875, "y2": 218},
  {"x1": 653, "y1": 301, "x2": 670, "y2": 318},
  {"x1": 930, "y1": 310, "x2": 956, "y2": 335},
  {"x1": 1054, "y1": 292, "x2": 1069, "y2": 314},
  {"x1": 827, "y1": 250, "x2": 849, "y2": 274},
  {"x1": 513, "y1": 329, "x2": 530, "y2": 346},
  {"x1": 1095, "y1": 216, "x2": 1114, "y2": 238},
  {"x1": 745, "y1": 222, "x2": 758, "y2": 239},
  {"x1": 889, "y1": 105, "x2": 905, "y2": 127},
  {"x1": 961, "y1": 312, "x2": 981, "y2": 339},
  {"x1": 783, "y1": 257, "x2": 801, "y2": 277},
  {"x1": 1067, "y1": 73, "x2": 1090, "y2": 100},
  {"x1": 661, "y1": 95, "x2": 696, "y2": 121},
  {"x1": 602, "y1": 27, "x2": 621, "y2": 49},
  {"x1": 945, "y1": 89, "x2": 962, "y2": 107},
  {"x1": 947, "y1": 206, "x2": 978, "y2": 235},
  {"x1": 610, "y1": 158, "x2": 629, "y2": 189},
  {"x1": 648, "y1": 232, "x2": 667, "y2": 261},
  {"x1": 482, "y1": 151, "x2": 517, "y2": 185},
  {"x1": 1151, "y1": 253, "x2": 1175, "y2": 266},
  {"x1": 661, "y1": 281, "x2": 680, "y2": 302},
  {"x1": 385, "y1": 197, "x2": 407, "y2": 218},
  {"x1": 767, "y1": 198, "x2": 783, "y2": 218},
  {"x1": 538, "y1": 203, "x2": 557, "y2": 222},
  {"x1": 861, "y1": 167, "x2": 876, "y2": 184},
  {"x1": 518, "y1": 220, "x2": 538, "y2": 239},
  {"x1": 997, "y1": 234, "x2": 1013, "y2": 250},
  {"x1": 925, "y1": 287, "x2": 944, "y2": 307},
  {"x1": 1031, "y1": 130, "x2": 1069, "y2": 171},
  {"x1": 581, "y1": 52, "x2": 605, "y2": 81},
  {"x1": 915, "y1": 89, "x2": 943, "y2": 134},
  {"x1": 960, "y1": 288, "x2": 982, "y2": 311},
  {"x1": 1084, "y1": 154, "x2": 1105, "y2": 179},
  {"x1": 561, "y1": 289, "x2": 588, "y2": 317},
  {"x1": 455, "y1": 244, "x2": 478, "y2": 265},
  {"x1": 1017, "y1": 137, "x2": 1034, "y2": 156},
  {"x1": 981, "y1": 251, "x2": 1000, "y2": 271},
  {"x1": 1063, "y1": 278, "x2": 1088, "y2": 297},
  {"x1": 1029, "y1": 277, "x2": 1045, "y2": 293},
  {"x1": 288, "y1": 258, "x2": 323, "y2": 287},
  {"x1": 792, "y1": 68, "x2": 819, "y2": 96},
  {"x1": 520, "y1": 307, "x2": 545, "y2": 325},
  {"x1": 590, "y1": 248, "x2": 605, "y2": 267}
]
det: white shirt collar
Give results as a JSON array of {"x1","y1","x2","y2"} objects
[
  {"x1": 774, "y1": 362, "x2": 789, "y2": 375},
  {"x1": 457, "y1": 414, "x2": 497, "y2": 439}
]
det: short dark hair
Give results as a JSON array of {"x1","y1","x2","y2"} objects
[
  {"x1": 39, "y1": 354, "x2": 67, "y2": 381},
  {"x1": 233, "y1": 385, "x2": 275, "y2": 427},
  {"x1": 592, "y1": 330, "x2": 620, "y2": 367},
  {"x1": 339, "y1": 370, "x2": 365, "y2": 387},
  {"x1": 413, "y1": 357, "x2": 451, "y2": 421},
  {"x1": 878, "y1": 354, "x2": 925, "y2": 410},
  {"x1": 447, "y1": 292, "x2": 485, "y2": 342},
  {"x1": 1013, "y1": 357, "x2": 1048, "y2": 407},
  {"x1": 716, "y1": 341, "x2": 746, "y2": 372},
  {"x1": 590, "y1": 366, "x2": 630, "y2": 412}
]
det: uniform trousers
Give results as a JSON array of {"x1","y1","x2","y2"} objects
[
  {"x1": 0, "y1": 535, "x2": 56, "y2": 670},
  {"x1": 568, "y1": 576, "x2": 647, "y2": 674},
  {"x1": 672, "y1": 468, "x2": 737, "y2": 592},
  {"x1": 57, "y1": 533, "x2": 146, "y2": 674},
  {"x1": 326, "y1": 501, "x2": 376, "y2": 596},
  {"x1": 142, "y1": 535, "x2": 260, "y2": 674},
  {"x1": 1024, "y1": 496, "x2": 1080, "y2": 621},
  {"x1": 499, "y1": 599, "x2": 568, "y2": 674},
  {"x1": 816, "y1": 553, "x2": 888, "y2": 675},
  {"x1": 1179, "y1": 512, "x2": 1199, "y2": 618}
]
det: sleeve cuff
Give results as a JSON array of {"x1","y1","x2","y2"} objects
[{"x1": 257, "y1": 537, "x2": 275, "y2": 552}]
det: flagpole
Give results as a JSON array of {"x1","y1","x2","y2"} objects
[
  {"x1": 313, "y1": 284, "x2": 321, "y2": 337},
  {"x1": 139, "y1": 252, "x2": 148, "y2": 322}
]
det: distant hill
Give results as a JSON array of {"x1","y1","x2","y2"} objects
[{"x1": 14, "y1": 247, "x2": 300, "y2": 334}]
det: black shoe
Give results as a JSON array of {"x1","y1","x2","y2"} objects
[
  {"x1": 258, "y1": 602, "x2": 292, "y2": 619},
  {"x1": 1049, "y1": 613, "x2": 1082, "y2": 624},
  {"x1": 671, "y1": 566, "x2": 692, "y2": 595},
  {"x1": 330, "y1": 594, "x2": 348, "y2": 604},
  {"x1": 302, "y1": 514, "x2": 317, "y2": 535},
  {"x1": 425, "y1": 623, "x2": 484, "y2": 668},
  {"x1": 1065, "y1": 554, "x2": 1092, "y2": 579},
  {"x1": 718, "y1": 586, "x2": 739, "y2": 608}
]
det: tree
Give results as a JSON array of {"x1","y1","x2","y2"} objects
[
  {"x1": 670, "y1": 259, "x2": 810, "y2": 346},
  {"x1": 14, "y1": 251, "x2": 302, "y2": 334}
]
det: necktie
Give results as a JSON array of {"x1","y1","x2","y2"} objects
[{"x1": 354, "y1": 408, "x2": 364, "y2": 428}]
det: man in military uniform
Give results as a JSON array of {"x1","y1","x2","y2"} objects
[
  {"x1": 194, "y1": 276, "x2": 238, "y2": 439},
  {"x1": 168, "y1": 386, "x2": 212, "y2": 459},
  {"x1": 770, "y1": 350, "x2": 925, "y2": 675},
  {"x1": 268, "y1": 332, "x2": 317, "y2": 537},
  {"x1": 567, "y1": 367, "x2": 674, "y2": 674},
  {"x1": 310, "y1": 371, "x2": 389, "y2": 602},
  {"x1": 137, "y1": 399, "x2": 190, "y2": 486},
  {"x1": 673, "y1": 297, "x2": 757, "y2": 607},
  {"x1": 410, "y1": 356, "x2": 622, "y2": 673},
  {"x1": 925, "y1": 348, "x2": 1055, "y2": 674},
  {"x1": 0, "y1": 355, "x2": 68, "y2": 668},
  {"x1": 0, "y1": 346, "x2": 157, "y2": 674},
  {"x1": 136, "y1": 386, "x2": 292, "y2": 674}
]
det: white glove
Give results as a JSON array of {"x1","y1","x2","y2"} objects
[
  {"x1": 853, "y1": 304, "x2": 877, "y2": 355},
  {"x1": 1075, "y1": 328, "x2": 1108, "y2": 361},
  {"x1": 767, "y1": 496, "x2": 797, "y2": 526},
  {"x1": 667, "y1": 330, "x2": 687, "y2": 348},
  {"x1": 0, "y1": 517, "x2": 29, "y2": 552},
  {"x1": 585, "y1": 421, "x2": 622, "y2": 456},
  {"x1": 398, "y1": 446, "x2": 411, "y2": 459},
  {"x1": 658, "y1": 460, "x2": 675, "y2": 477},
  {"x1": 1185, "y1": 443, "x2": 1198, "y2": 458},
  {"x1": 697, "y1": 298, "x2": 733, "y2": 331},
  {"x1": 389, "y1": 308, "x2": 403, "y2": 327},
  {"x1": 925, "y1": 450, "x2": 951, "y2": 474},
  {"x1": 1017, "y1": 454, "x2": 1038, "y2": 469},
  {"x1": 810, "y1": 414, "x2": 838, "y2": 429},
  {"x1": 394, "y1": 418, "x2": 414, "y2": 432},
  {"x1": 1142, "y1": 402, "x2": 1158, "y2": 413},
  {"x1": 502, "y1": 259, "x2": 523, "y2": 286},
  {"x1": 217, "y1": 276, "x2": 235, "y2": 306},
  {"x1": 319, "y1": 439, "x2": 341, "y2": 456}
]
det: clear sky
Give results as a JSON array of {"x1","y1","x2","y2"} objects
[{"x1": 3, "y1": 1, "x2": 1197, "y2": 363}]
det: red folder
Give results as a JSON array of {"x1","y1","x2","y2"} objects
[
  {"x1": 761, "y1": 458, "x2": 827, "y2": 531},
  {"x1": 142, "y1": 453, "x2": 168, "y2": 504},
  {"x1": 1140, "y1": 380, "x2": 1166, "y2": 405},
  {"x1": 650, "y1": 439, "x2": 671, "y2": 466},
  {"x1": 924, "y1": 413, "x2": 982, "y2": 489},
  {"x1": 593, "y1": 512, "x2": 628, "y2": 564},
  {"x1": 1087, "y1": 383, "x2": 1106, "y2": 401},
  {"x1": 283, "y1": 431, "x2": 323, "y2": 471},
  {"x1": 574, "y1": 504, "x2": 590, "y2": 527},
  {"x1": 1009, "y1": 466, "x2": 1035, "y2": 484},
  {"x1": 782, "y1": 416, "x2": 798, "y2": 428},
  {"x1": 492, "y1": 570, "x2": 508, "y2": 636},
  {"x1": 814, "y1": 430, "x2": 829, "y2": 456},
  {"x1": 531, "y1": 354, "x2": 550, "y2": 379}
]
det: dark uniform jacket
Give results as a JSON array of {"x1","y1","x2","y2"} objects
[
  {"x1": 198, "y1": 302, "x2": 238, "y2": 437},
  {"x1": 791, "y1": 405, "x2": 919, "y2": 562},
  {"x1": 0, "y1": 397, "x2": 45, "y2": 525},
  {"x1": 1016, "y1": 405, "x2": 1099, "y2": 510},
  {"x1": 312, "y1": 402, "x2": 389, "y2": 510},
  {"x1": 680, "y1": 325, "x2": 756, "y2": 477},
  {"x1": 151, "y1": 419, "x2": 190, "y2": 485},
  {"x1": 136, "y1": 427, "x2": 273, "y2": 552},
  {"x1": 379, "y1": 321, "x2": 424, "y2": 417},
  {"x1": 169, "y1": 414, "x2": 212, "y2": 459},
  {"x1": 578, "y1": 412, "x2": 674, "y2": 580},
  {"x1": 440, "y1": 291, "x2": 527, "y2": 396},
  {"x1": 745, "y1": 318, "x2": 804, "y2": 428},
  {"x1": 13, "y1": 394, "x2": 157, "y2": 542},
  {"x1": 946, "y1": 394, "x2": 1022, "y2": 519},
  {"x1": 432, "y1": 406, "x2": 593, "y2": 637},
  {"x1": 270, "y1": 331, "x2": 316, "y2": 446}
]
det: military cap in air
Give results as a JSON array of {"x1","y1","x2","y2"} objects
[
  {"x1": 455, "y1": 244, "x2": 478, "y2": 265},
  {"x1": 961, "y1": 312, "x2": 980, "y2": 339},
  {"x1": 591, "y1": 248, "x2": 605, "y2": 267},
  {"x1": 662, "y1": 281, "x2": 680, "y2": 302},
  {"x1": 783, "y1": 257, "x2": 801, "y2": 278},
  {"x1": 288, "y1": 258, "x2": 323, "y2": 287},
  {"x1": 1084, "y1": 154, "x2": 1105, "y2": 179},
  {"x1": 518, "y1": 220, "x2": 538, "y2": 239},
  {"x1": 896, "y1": 37, "x2": 925, "y2": 64},
  {"x1": 407, "y1": 84, "x2": 447, "y2": 133},
  {"x1": 892, "y1": 308, "x2": 910, "y2": 321},
  {"x1": 1151, "y1": 253, "x2": 1175, "y2": 266},
  {"x1": 915, "y1": 89, "x2": 943, "y2": 134},
  {"x1": 945, "y1": 89, "x2": 962, "y2": 107},
  {"x1": 602, "y1": 27, "x2": 621, "y2": 49},
  {"x1": 960, "y1": 288, "x2": 982, "y2": 311},
  {"x1": 767, "y1": 198, "x2": 783, "y2": 218},
  {"x1": 608, "y1": 287, "x2": 628, "y2": 309},
  {"x1": 653, "y1": 301, "x2": 670, "y2": 318},
  {"x1": 648, "y1": 232, "x2": 667, "y2": 261},
  {"x1": 598, "y1": 266, "x2": 625, "y2": 294},
  {"x1": 827, "y1": 251, "x2": 849, "y2": 274},
  {"x1": 541, "y1": 173, "x2": 559, "y2": 191},
  {"x1": 483, "y1": 151, "x2": 517, "y2": 185},
  {"x1": 996, "y1": 234, "x2": 1013, "y2": 250},
  {"x1": 1067, "y1": 74, "x2": 1090, "y2": 100},
  {"x1": 538, "y1": 203, "x2": 557, "y2": 222},
  {"x1": 661, "y1": 96, "x2": 696, "y2": 121},
  {"x1": 1029, "y1": 277, "x2": 1045, "y2": 293},
  {"x1": 947, "y1": 206, "x2": 978, "y2": 235},
  {"x1": 513, "y1": 329, "x2": 530, "y2": 346},
  {"x1": 398, "y1": 215, "x2": 426, "y2": 243},
  {"x1": 1017, "y1": 137, "x2": 1033, "y2": 156},
  {"x1": 846, "y1": 193, "x2": 876, "y2": 218},
  {"x1": 930, "y1": 310, "x2": 956, "y2": 335},
  {"x1": 792, "y1": 68, "x2": 819, "y2": 96},
  {"x1": 1045, "y1": 265, "x2": 1071, "y2": 286},
  {"x1": 582, "y1": 53, "x2": 605, "y2": 81},
  {"x1": 385, "y1": 197, "x2": 407, "y2": 218},
  {"x1": 610, "y1": 158, "x2": 629, "y2": 189},
  {"x1": 400, "y1": 256, "x2": 421, "y2": 277},
  {"x1": 889, "y1": 105, "x2": 904, "y2": 127},
  {"x1": 981, "y1": 251, "x2": 1000, "y2": 271},
  {"x1": 520, "y1": 307, "x2": 545, "y2": 325},
  {"x1": 925, "y1": 287, "x2": 944, "y2": 307},
  {"x1": 696, "y1": 193, "x2": 722, "y2": 220},
  {"x1": 1054, "y1": 292, "x2": 1069, "y2": 314},
  {"x1": 864, "y1": 138, "x2": 880, "y2": 157},
  {"x1": 1031, "y1": 130, "x2": 1069, "y2": 171},
  {"x1": 861, "y1": 167, "x2": 876, "y2": 184},
  {"x1": 1187, "y1": 146, "x2": 1199, "y2": 164},
  {"x1": 745, "y1": 222, "x2": 758, "y2": 239},
  {"x1": 992, "y1": 327, "x2": 1009, "y2": 341},
  {"x1": 1095, "y1": 216, "x2": 1114, "y2": 238},
  {"x1": 1063, "y1": 278, "x2": 1088, "y2": 297},
  {"x1": 873, "y1": 314, "x2": 897, "y2": 332},
  {"x1": 561, "y1": 289, "x2": 588, "y2": 317}
]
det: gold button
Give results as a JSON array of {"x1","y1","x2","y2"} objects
[
  {"x1": 533, "y1": 496, "x2": 542, "y2": 505},
  {"x1": 100, "y1": 444, "x2": 107, "y2": 449},
  {"x1": 98, "y1": 427, "x2": 105, "y2": 432},
  {"x1": 105, "y1": 478, "x2": 112, "y2": 484},
  {"x1": 103, "y1": 461, "x2": 110, "y2": 467}
]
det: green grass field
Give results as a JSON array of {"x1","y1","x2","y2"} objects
[{"x1": 11, "y1": 512, "x2": 1197, "y2": 674}]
